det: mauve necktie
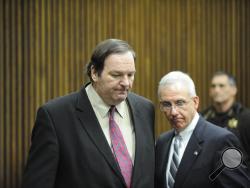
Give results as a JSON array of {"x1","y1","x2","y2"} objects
[{"x1": 109, "y1": 106, "x2": 133, "y2": 188}]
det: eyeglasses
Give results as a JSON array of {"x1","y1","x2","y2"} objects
[{"x1": 160, "y1": 99, "x2": 190, "y2": 111}]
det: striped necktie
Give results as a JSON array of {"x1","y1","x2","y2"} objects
[
  {"x1": 109, "y1": 106, "x2": 133, "y2": 188},
  {"x1": 168, "y1": 134, "x2": 182, "y2": 188}
]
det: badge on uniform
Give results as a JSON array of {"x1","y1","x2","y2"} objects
[{"x1": 228, "y1": 118, "x2": 238, "y2": 128}]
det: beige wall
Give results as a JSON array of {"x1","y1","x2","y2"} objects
[{"x1": 1, "y1": 0, "x2": 250, "y2": 187}]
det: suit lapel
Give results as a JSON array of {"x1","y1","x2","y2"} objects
[
  {"x1": 174, "y1": 118, "x2": 204, "y2": 188},
  {"x1": 75, "y1": 86, "x2": 125, "y2": 183},
  {"x1": 126, "y1": 94, "x2": 141, "y2": 185},
  {"x1": 126, "y1": 94, "x2": 152, "y2": 187},
  {"x1": 159, "y1": 131, "x2": 174, "y2": 188}
]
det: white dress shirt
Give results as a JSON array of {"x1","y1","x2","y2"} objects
[
  {"x1": 85, "y1": 84, "x2": 135, "y2": 162},
  {"x1": 166, "y1": 112, "x2": 200, "y2": 186}
]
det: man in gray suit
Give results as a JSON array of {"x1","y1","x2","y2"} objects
[
  {"x1": 22, "y1": 39, "x2": 155, "y2": 188},
  {"x1": 155, "y1": 71, "x2": 250, "y2": 188}
]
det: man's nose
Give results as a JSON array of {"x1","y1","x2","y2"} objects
[
  {"x1": 120, "y1": 76, "x2": 130, "y2": 86},
  {"x1": 213, "y1": 86, "x2": 221, "y2": 93},
  {"x1": 169, "y1": 105, "x2": 178, "y2": 115}
]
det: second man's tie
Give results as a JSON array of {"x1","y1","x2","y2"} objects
[{"x1": 168, "y1": 134, "x2": 182, "y2": 188}]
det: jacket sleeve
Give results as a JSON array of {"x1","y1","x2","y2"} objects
[{"x1": 22, "y1": 106, "x2": 59, "y2": 188}]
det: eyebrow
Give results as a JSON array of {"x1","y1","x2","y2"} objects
[
  {"x1": 211, "y1": 84, "x2": 226, "y2": 87},
  {"x1": 110, "y1": 70, "x2": 136, "y2": 74}
]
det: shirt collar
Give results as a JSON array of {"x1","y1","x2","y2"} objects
[
  {"x1": 178, "y1": 112, "x2": 199, "y2": 139},
  {"x1": 86, "y1": 84, "x2": 126, "y2": 118}
]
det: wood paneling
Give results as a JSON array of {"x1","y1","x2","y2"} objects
[{"x1": 1, "y1": 0, "x2": 250, "y2": 187}]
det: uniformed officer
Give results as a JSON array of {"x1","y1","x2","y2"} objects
[{"x1": 201, "y1": 71, "x2": 250, "y2": 167}]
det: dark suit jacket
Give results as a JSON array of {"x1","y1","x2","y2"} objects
[
  {"x1": 22, "y1": 86, "x2": 155, "y2": 188},
  {"x1": 155, "y1": 117, "x2": 250, "y2": 188}
]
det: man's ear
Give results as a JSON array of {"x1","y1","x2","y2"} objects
[
  {"x1": 193, "y1": 96, "x2": 200, "y2": 110},
  {"x1": 91, "y1": 65, "x2": 98, "y2": 82},
  {"x1": 232, "y1": 86, "x2": 237, "y2": 96}
]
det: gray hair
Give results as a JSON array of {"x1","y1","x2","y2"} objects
[{"x1": 158, "y1": 71, "x2": 197, "y2": 97}]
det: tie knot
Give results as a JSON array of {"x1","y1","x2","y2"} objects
[
  {"x1": 175, "y1": 134, "x2": 182, "y2": 144},
  {"x1": 174, "y1": 135, "x2": 182, "y2": 149},
  {"x1": 174, "y1": 132, "x2": 182, "y2": 140},
  {"x1": 109, "y1": 106, "x2": 116, "y2": 117},
  {"x1": 175, "y1": 134, "x2": 182, "y2": 140}
]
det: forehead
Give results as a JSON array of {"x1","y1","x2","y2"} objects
[
  {"x1": 159, "y1": 84, "x2": 190, "y2": 99},
  {"x1": 212, "y1": 75, "x2": 229, "y2": 84},
  {"x1": 103, "y1": 52, "x2": 135, "y2": 70}
]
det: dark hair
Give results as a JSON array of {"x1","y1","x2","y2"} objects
[
  {"x1": 86, "y1": 39, "x2": 136, "y2": 82},
  {"x1": 212, "y1": 71, "x2": 237, "y2": 86}
]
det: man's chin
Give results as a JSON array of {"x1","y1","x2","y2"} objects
[
  {"x1": 172, "y1": 123, "x2": 185, "y2": 131},
  {"x1": 113, "y1": 95, "x2": 127, "y2": 104}
]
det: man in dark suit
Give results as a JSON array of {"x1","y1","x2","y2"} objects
[
  {"x1": 155, "y1": 71, "x2": 250, "y2": 188},
  {"x1": 22, "y1": 39, "x2": 155, "y2": 188}
]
